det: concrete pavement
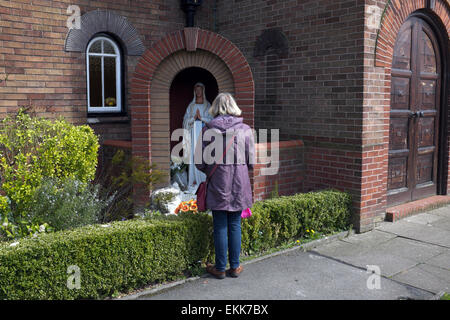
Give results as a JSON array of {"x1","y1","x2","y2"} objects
[{"x1": 123, "y1": 204, "x2": 450, "y2": 300}]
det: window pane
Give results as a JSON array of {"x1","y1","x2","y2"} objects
[
  {"x1": 89, "y1": 56, "x2": 103, "y2": 107},
  {"x1": 104, "y1": 57, "x2": 117, "y2": 107},
  {"x1": 104, "y1": 40, "x2": 116, "y2": 54},
  {"x1": 89, "y1": 40, "x2": 102, "y2": 53}
]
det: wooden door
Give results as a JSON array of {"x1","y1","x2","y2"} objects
[{"x1": 388, "y1": 17, "x2": 442, "y2": 206}]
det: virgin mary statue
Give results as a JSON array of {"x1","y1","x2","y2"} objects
[{"x1": 182, "y1": 83, "x2": 213, "y2": 188}]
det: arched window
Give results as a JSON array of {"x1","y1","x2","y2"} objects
[{"x1": 86, "y1": 36, "x2": 122, "y2": 113}]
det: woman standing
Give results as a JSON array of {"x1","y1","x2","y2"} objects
[{"x1": 195, "y1": 93, "x2": 255, "y2": 279}]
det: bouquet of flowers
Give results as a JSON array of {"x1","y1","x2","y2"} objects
[
  {"x1": 175, "y1": 199, "x2": 198, "y2": 214},
  {"x1": 170, "y1": 156, "x2": 187, "y2": 176},
  {"x1": 170, "y1": 156, "x2": 188, "y2": 191}
]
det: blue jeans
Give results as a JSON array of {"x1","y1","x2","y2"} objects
[{"x1": 212, "y1": 210, "x2": 241, "y2": 272}]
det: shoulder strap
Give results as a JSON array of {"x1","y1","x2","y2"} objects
[{"x1": 206, "y1": 133, "x2": 236, "y2": 182}]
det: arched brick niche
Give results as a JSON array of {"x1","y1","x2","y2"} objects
[
  {"x1": 374, "y1": 0, "x2": 450, "y2": 67},
  {"x1": 130, "y1": 28, "x2": 255, "y2": 200},
  {"x1": 150, "y1": 49, "x2": 235, "y2": 177}
]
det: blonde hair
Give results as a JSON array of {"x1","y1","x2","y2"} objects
[{"x1": 209, "y1": 93, "x2": 242, "y2": 117}]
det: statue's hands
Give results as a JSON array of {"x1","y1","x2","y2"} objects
[{"x1": 195, "y1": 109, "x2": 202, "y2": 121}]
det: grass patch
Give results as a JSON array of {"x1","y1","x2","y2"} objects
[{"x1": 441, "y1": 293, "x2": 450, "y2": 300}]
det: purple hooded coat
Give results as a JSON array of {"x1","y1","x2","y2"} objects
[{"x1": 195, "y1": 115, "x2": 255, "y2": 212}]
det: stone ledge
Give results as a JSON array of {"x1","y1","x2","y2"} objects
[
  {"x1": 256, "y1": 139, "x2": 304, "y2": 150},
  {"x1": 102, "y1": 139, "x2": 132, "y2": 149},
  {"x1": 386, "y1": 195, "x2": 450, "y2": 222}
]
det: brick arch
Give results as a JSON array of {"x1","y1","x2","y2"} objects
[
  {"x1": 366, "y1": 0, "x2": 450, "y2": 226},
  {"x1": 65, "y1": 10, "x2": 145, "y2": 56},
  {"x1": 130, "y1": 28, "x2": 255, "y2": 196},
  {"x1": 150, "y1": 49, "x2": 235, "y2": 178},
  {"x1": 374, "y1": 0, "x2": 450, "y2": 67}
]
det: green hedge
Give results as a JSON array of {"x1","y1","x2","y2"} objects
[
  {"x1": 241, "y1": 189, "x2": 352, "y2": 254},
  {"x1": 0, "y1": 190, "x2": 351, "y2": 300},
  {"x1": 0, "y1": 214, "x2": 214, "y2": 300}
]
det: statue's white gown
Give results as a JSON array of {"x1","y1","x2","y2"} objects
[{"x1": 183, "y1": 102, "x2": 213, "y2": 189}]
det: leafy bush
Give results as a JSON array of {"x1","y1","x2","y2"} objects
[
  {"x1": 241, "y1": 189, "x2": 352, "y2": 255},
  {"x1": 292, "y1": 190, "x2": 352, "y2": 236},
  {"x1": 151, "y1": 191, "x2": 177, "y2": 214},
  {"x1": 240, "y1": 201, "x2": 279, "y2": 253},
  {"x1": 0, "y1": 109, "x2": 99, "y2": 236},
  {"x1": 28, "y1": 178, "x2": 107, "y2": 232},
  {"x1": 0, "y1": 196, "x2": 10, "y2": 218},
  {"x1": 94, "y1": 149, "x2": 164, "y2": 223},
  {"x1": 0, "y1": 189, "x2": 351, "y2": 299},
  {"x1": 0, "y1": 214, "x2": 214, "y2": 300}
]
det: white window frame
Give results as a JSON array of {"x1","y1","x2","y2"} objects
[{"x1": 86, "y1": 36, "x2": 122, "y2": 113}]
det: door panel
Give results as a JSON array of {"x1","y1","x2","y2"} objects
[{"x1": 388, "y1": 17, "x2": 442, "y2": 206}]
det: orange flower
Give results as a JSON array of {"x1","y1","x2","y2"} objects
[
  {"x1": 175, "y1": 207, "x2": 180, "y2": 214},
  {"x1": 190, "y1": 204, "x2": 198, "y2": 211},
  {"x1": 181, "y1": 205, "x2": 190, "y2": 212}
]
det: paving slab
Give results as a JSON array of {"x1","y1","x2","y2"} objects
[
  {"x1": 377, "y1": 220, "x2": 450, "y2": 248},
  {"x1": 429, "y1": 217, "x2": 450, "y2": 232},
  {"x1": 427, "y1": 206, "x2": 450, "y2": 218},
  {"x1": 425, "y1": 250, "x2": 450, "y2": 270},
  {"x1": 373, "y1": 237, "x2": 447, "y2": 264},
  {"x1": 341, "y1": 230, "x2": 397, "y2": 248},
  {"x1": 138, "y1": 249, "x2": 433, "y2": 300},
  {"x1": 314, "y1": 246, "x2": 419, "y2": 278},
  {"x1": 308, "y1": 235, "x2": 424, "y2": 277},
  {"x1": 403, "y1": 213, "x2": 443, "y2": 225},
  {"x1": 391, "y1": 263, "x2": 450, "y2": 294},
  {"x1": 312, "y1": 240, "x2": 366, "y2": 259}
]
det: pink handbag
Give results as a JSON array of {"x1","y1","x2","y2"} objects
[{"x1": 241, "y1": 208, "x2": 252, "y2": 219}]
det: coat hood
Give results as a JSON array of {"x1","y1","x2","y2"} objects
[{"x1": 206, "y1": 115, "x2": 244, "y2": 133}]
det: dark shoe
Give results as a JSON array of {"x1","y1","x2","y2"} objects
[
  {"x1": 206, "y1": 264, "x2": 225, "y2": 279},
  {"x1": 226, "y1": 266, "x2": 243, "y2": 278}
]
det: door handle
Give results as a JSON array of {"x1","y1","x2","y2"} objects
[
  {"x1": 409, "y1": 111, "x2": 418, "y2": 118},
  {"x1": 409, "y1": 111, "x2": 424, "y2": 118}
]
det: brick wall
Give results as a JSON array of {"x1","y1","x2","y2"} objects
[
  {"x1": 1, "y1": 0, "x2": 448, "y2": 232},
  {"x1": 0, "y1": 0, "x2": 212, "y2": 142},
  {"x1": 216, "y1": 0, "x2": 367, "y2": 229},
  {"x1": 215, "y1": 0, "x2": 449, "y2": 232},
  {"x1": 253, "y1": 140, "x2": 305, "y2": 201},
  {"x1": 359, "y1": 0, "x2": 391, "y2": 231},
  {"x1": 363, "y1": 0, "x2": 450, "y2": 231},
  {"x1": 216, "y1": 0, "x2": 365, "y2": 140}
]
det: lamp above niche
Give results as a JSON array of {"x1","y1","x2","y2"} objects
[{"x1": 180, "y1": 0, "x2": 203, "y2": 27}]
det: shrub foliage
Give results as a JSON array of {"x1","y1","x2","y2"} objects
[
  {"x1": 0, "y1": 109, "x2": 99, "y2": 238},
  {"x1": 0, "y1": 189, "x2": 351, "y2": 299},
  {"x1": 28, "y1": 178, "x2": 107, "y2": 232}
]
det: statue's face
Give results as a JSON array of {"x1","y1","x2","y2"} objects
[{"x1": 195, "y1": 85, "x2": 203, "y2": 97}]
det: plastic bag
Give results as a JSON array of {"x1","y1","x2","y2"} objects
[{"x1": 241, "y1": 208, "x2": 252, "y2": 219}]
